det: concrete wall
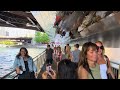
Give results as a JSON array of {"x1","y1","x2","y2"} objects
[
  {"x1": 70, "y1": 28, "x2": 120, "y2": 62},
  {"x1": 70, "y1": 12, "x2": 120, "y2": 62},
  {"x1": 71, "y1": 26, "x2": 120, "y2": 48},
  {"x1": 70, "y1": 12, "x2": 120, "y2": 48}
]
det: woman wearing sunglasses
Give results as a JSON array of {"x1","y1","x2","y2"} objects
[{"x1": 95, "y1": 41, "x2": 115, "y2": 79}]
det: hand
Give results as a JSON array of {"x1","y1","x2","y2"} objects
[
  {"x1": 34, "y1": 72, "x2": 38, "y2": 79},
  {"x1": 16, "y1": 67, "x2": 20, "y2": 74},
  {"x1": 42, "y1": 71, "x2": 48, "y2": 79},
  {"x1": 48, "y1": 69, "x2": 56, "y2": 79},
  {"x1": 107, "y1": 67, "x2": 115, "y2": 79}
]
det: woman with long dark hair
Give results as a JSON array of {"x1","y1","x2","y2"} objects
[
  {"x1": 13, "y1": 47, "x2": 37, "y2": 79},
  {"x1": 78, "y1": 42, "x2": 101, "y2": 79},
  {"x1": 57, "y1": 59, "x2": 78, "y2": 79},
  {"x1": 56, "y1": 46, "x2": 62, "y2": 62}
]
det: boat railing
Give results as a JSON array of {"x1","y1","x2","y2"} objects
[{"x1": 110, "y1": 61, "x2": 120, "y2": 79}]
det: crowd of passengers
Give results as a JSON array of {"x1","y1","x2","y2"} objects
[{"x1": 13, "y1": 41, "x2": 115, "y2": 79}]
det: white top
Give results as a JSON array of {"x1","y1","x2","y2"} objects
[
  {"x1": 55, "y1": 34, "x2": 62, "y2": 46},
  {"x1": 100, "y1": 64, "x2": 107, "y2": 79}
]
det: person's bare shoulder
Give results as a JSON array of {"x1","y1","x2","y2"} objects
[{"x1": 78, "y1": 66, "x2": 88, "y2": 79}]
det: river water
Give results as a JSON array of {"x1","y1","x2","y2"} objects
[{"x1": 0, "y1": 47, "x2": 45, "y2": 77}]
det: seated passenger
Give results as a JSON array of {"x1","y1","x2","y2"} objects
[{"x1": 13, "y1": 47, "x2": 37, "y2": 79}]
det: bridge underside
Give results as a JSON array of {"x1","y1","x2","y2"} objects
[{"x1": 0, "y1": 11, "x2": 44, "y2": 32}]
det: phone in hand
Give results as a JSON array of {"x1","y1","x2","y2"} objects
[
  {"x1": 46, "y1": 64, "x2": 51, "y2": 72},
  {"x1": 49, "y1": 69, "x2": 54, "y2": 75},
  {"x1": 46, "y1": 64, "x2": 54, "y2": 75}
]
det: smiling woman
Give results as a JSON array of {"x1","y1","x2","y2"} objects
[
  {"x1": 78, "y1": 42, "x2": 101, "y2": 79},
  {"x1": 13, "y1": 47, "x2": 37, "y2": 79}
]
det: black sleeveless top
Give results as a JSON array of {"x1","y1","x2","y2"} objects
[{"x1": 24, "y1": 61, "x2": 29, "y2": 72}]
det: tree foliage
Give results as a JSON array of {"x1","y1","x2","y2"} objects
[{"x1": 34, "y1": 32, "x2": 50, "y2": 43}]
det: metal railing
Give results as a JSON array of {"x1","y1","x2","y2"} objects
[
  {"x1": 110, "y1": 61, "x2": 120, "y2": 79},
  {"x1": 0, "y1": 50, "x2": 46, "y2": 79}
]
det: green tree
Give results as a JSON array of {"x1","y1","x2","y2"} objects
[{"x1": 34, "y1": 32, "x2": 50, "y2": 43}]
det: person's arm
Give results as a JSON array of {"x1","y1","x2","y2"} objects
[
  {"x1": 13, "y1": 57, "x2": 20, "y2": 74},
  {"x1": 48, "y1": 69, "x2": 56, "y2": 79},
  {"x1": 52, "y1": 49, "x2": 54, "y2": 60},
  {"x1": 33, "y1": 62, "x2": 38, "y2": 78},
  {"x1": 70, "y1": 52, "x2": 73, "y2": 61},
  {"x1": 42, "y1": 71, "x2": 48, "y2": 79},
  {"x1": 45, "y1": 49, "x2": 47, "y2": 58},
  {"x1": 60, "y1": 53, "x2": 62, "y2": 61},
  {"x1": 42, "y1": 69, "x2": 57, "y2": 79},
  {"x1": 107, "y1": 57, "x2": 115, "y2": 79},
  {"x1": 52, "y1": 49, "x2": 54, "y2": 59},
  {"x1": 69, "y1": 52, "x2": 73, "y2": 61},
  {"x1": 78, "y1": 66, "x2": 88, "y2": 79}
]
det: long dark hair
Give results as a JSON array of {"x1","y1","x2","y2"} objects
[
  {"x1": 57, "y1": 46, "x2": 62, "y2": 54},
  {"x1": 58, "y1": 59, "x2": 78, "y2": 79},
  {"x1": 16, "y1": 47, "x2": 30, "y2": 59},
  {"x1": 78, "y1": 42, "x2": 98, "y2": 73}
]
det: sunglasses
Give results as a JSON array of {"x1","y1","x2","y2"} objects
[{"x1": 97, "y1": 46, "x2": 104, "y2": 50}]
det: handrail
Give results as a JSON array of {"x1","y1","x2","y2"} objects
[
  {"x1": 0, "y1": 70, "x2": 16, "y2": 79},
  {"x1": 110, "y1": 61, "x2": 120, "y2": 66},
  {"x1": 0, "y1": 50, "x2": 46, "y2": 79},
  {"x1": 110, "y1": 61, "x2": 120, "y2": 79}
]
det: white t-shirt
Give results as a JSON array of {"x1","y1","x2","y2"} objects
[
  {"x1": 99, "y1": 56, "x2": 108, "y2": 79},
  {"x1": 100, "y1": 64, "x2": 107, "y2": 79}
]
